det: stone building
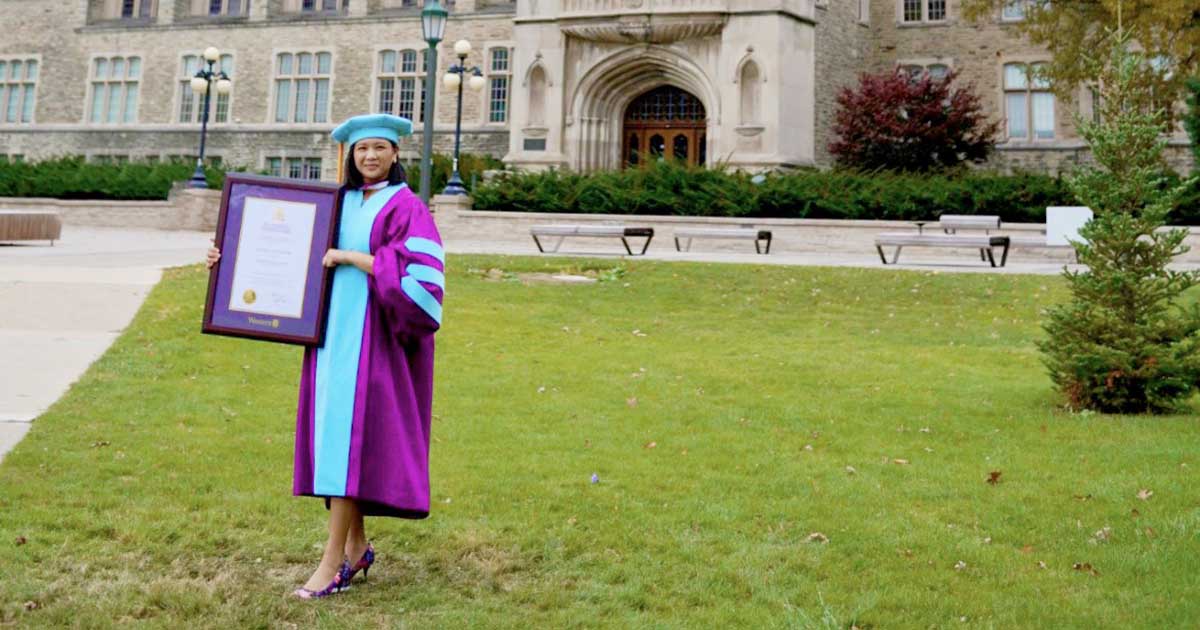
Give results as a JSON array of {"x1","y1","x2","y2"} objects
[{"x1": 0, "y1": 0, "x2": 1192, "y2": 179}]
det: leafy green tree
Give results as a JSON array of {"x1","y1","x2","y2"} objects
[
  {"x1": 962, "y1": 0, "x2": 1199, "y2": 112},
  {"x1": 1039, "y1": 30, "x2": 1200, "y2": 413},
  {"x1": 1184, "y1": 78, "x2": 1200, "y2": 163}
]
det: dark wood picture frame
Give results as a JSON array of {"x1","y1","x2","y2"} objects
[{"x1": 202, "y1": 173, "x2": 344, "y2": 346}]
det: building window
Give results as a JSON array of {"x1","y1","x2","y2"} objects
[
  {"x1": 273, "y1": 52, "x2": 331, "y2": 124},
  {"x1": 859, "y1": 0, "x2": 869, "y2": 23},
  {"x1": 89, "y1": 56, "x2": 141, "y2": 124},
  {"x1": 0, "y1": 58, "x2": 38, "y2": 124},
  {"x1": 488, "y1": 47, "x2": 511, "y2": 123},
  {"x1": 1004, "y1": 62, "x2": 1054, "y2": 140},
  {"x1": 376, "y1": 48, "x2": 422, "y2": 123},
  {"x1": 1002, "y1": 0, "x2": 1043, "y2": 21},
  {"x1": 120, "y1": 0, "x2": 154, "y2": 18},
  {"x1": 200, "y1": 0, "x2": 247, "y2": 15},
  {"x1": 899, "y1": 63, "x2": 950, "y2": 82},
  {"x1": 267, "y1": 156, "x2": 322, "y2": 180},
  {"x1": 297, "y1": 0, "x2": 344, "y2": 12},
  {"x1": 901, "y1": 0, "x2": 945, "y2": 23},
  {"x1": 179, "y1": 54, "x2": 234, "y2": 124}
]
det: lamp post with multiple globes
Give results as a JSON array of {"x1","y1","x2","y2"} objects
[
  {"x1": 187, "y1": 46, "x2": 232, "y2": 189},
  {"x1": 418, "y1": 0, "x2": 449, "y2": 203},
  {"x1": 441, "y1": 39, "x2": 485, "y2": 196}
]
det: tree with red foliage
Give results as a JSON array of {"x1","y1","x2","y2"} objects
[{"x1": 829, "y1": 69, "x2": 1000, "y2": 172}]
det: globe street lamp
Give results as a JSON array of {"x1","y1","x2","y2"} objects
[
  {"x1": 419, "y1": 0, "x2": 448, "y2": 204},
  {"x1": 188, "y1": 46, "x2": 231, "y2": 189},
  {"x1": 441, "y1": 39, "x2": 485, "y2": 196}
]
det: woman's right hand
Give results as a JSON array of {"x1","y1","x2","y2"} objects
[{"x1": 205, "y1": 245, "x2": 221, "y2": 269}]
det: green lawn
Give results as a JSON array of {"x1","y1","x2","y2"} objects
[{"x1": 1, "y1": 257, "x2": 1197, "y2": 628}]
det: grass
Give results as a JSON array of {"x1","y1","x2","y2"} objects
[{"x1": 1, "y1": 256, "x2": 1198, "y2": 628}]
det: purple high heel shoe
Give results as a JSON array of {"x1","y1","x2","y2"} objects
[
  {"x1": 292, "y1": 561, "x2": 352, "y2": 599},
  {"x1": 346, "y1": 542, "x2": 376, "y2": 582}
]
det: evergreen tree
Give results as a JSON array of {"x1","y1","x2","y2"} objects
[{"x1": 1039, "y1": 31, "x2": 1200, "y2": 413}]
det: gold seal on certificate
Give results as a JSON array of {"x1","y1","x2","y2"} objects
[{"x1": 243, "y1": 289, "x2": 257, "y2": 305}]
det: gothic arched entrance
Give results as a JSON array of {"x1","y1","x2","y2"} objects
[{"x1": 622, "y1": 86, "x2": 707, "y2": 168}]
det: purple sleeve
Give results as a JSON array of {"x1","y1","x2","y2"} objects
[{"x1": 369, "y1": 198, "x2": 444, "y2": 338}]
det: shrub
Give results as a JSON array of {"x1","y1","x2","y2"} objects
[
  {"x1": 829, "y1": 69, "x2": 1001, "y2": 172},
  {"x1": 0, "y1": 157, "x2": 224, "y2": 200}
]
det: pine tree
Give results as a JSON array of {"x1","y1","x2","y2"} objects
[{"x1": 1039, "y1": 30, "x2": 1200, "y2": 414}]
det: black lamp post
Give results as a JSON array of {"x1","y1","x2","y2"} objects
[
  {"x1": 441, "y1": 40, "x2": 485, "y2": 196},
  {"x1": 188, "y1": 46, "x2": 231, "y2": 189},
  {"x1": 419, "y1": 0, "x2": 448, "y2": 204}
]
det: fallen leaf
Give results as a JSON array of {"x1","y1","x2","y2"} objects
[
  {"x1": 631, "y1": 329, "x2": 647, "y2": 337},
  {"x1": 893, "y1": 459, "x2": 910, "y2": 465},
  {"x1": 1020, "y1": 545, "x2": 1034, "y2": 554},
  {"x1": 536, "y1": 386, "x2": 546, "y2": 394},
  {"x1": 1073, "y1": 494, "x2": 1093, "y2": 501},
  {"x1": 919, "y1": 427, "x2": 932, "y2": 433},
  {"x1": 845, "y1": 466, "x2": 857, "y2": 475},
  {"x1": 90, "y1": 441, "x2": 110, "y2": 448},
  {"x1": 1131, "y1": 509, "x2": 1140, "y2": 518},
  {"x1": 680, "y1": 449, "x2": 688, "y2": 456},
  {"x1": 1144, "y1": 527, "x2": 1157, "y2": 539},
  {"x1": 954, "y1": 560, "x2": 967, "y2": 571},
  {"x1": 22, "y1": 601, "x2": 38, "y2": 611},
  {"x1": 1072, "y1": 562, "x2": 1100, "y2": 576},
  {"x1": 626, "y1": 397, "x2": 638, "y2": 408},
  {"x1": 803, "y1": 444, "x2": 814, "y2": 451},
  {"x1": 1093, "y1": 526, "x2": 1112, "y2": 542},
  {"x1": 1136, "y1": 489, "x2": 1154, "y2": 501},
  {"x1": 643, "y1": 441, "x2": 657, "y2": 449},
  {"x1": 1038, "y1": 561, "x2": 1048, "y2": 569},
  {"x1": 567, "y1": 516, "x2": 577, "y2": 525},
  {"x1": 983, "y1": 537, "x2": 992, "y2": 544},
  {"x1": 987, "y1": 471, "x2": 1002, "y2": 485},
  {"x1": 806, "y1": 532, "x2": 829, "y2": 544},
  {"x1": 14, "y1": 536, "x2": 27, "y2": 546},
  {"x1": 899, "y1": 548, "x2": 914, "y2": 557}
]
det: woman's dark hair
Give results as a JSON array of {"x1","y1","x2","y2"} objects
[{"x1": 344, "y1": 141, "x2": 407, "y2": 188}]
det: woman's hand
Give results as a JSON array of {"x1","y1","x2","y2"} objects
[
  {"x1": 323, "y1": 249, "x2": 375, "y2": 275},
  {"x1": 323, "y1": 249, "x2": 347, "y2": 268},
  {"x1": 205, "y1": 244, "x2": 221, "y2": 269}
]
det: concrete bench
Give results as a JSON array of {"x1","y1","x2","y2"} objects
[
  {"x1": 875, "y1": 233, "x2": 1011, "y2": 267},
  {"x1": 530, "y1": 224, "x2": 655, "y2": 256},
  {"x1": 673, "y1": 227, "x2": 772, "y2": 254},
  {"x1": 936, "y1": 214, "x2": 1001, "y2": 234},
  {"x1": 0, "y1": 211, "x2": 63, "y2": 246}
]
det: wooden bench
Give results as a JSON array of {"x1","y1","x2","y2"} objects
[
  {"x1": 0, "y1": 211, "x2": 63, "y2": 246},
  {"x1": 673, "y1": 228, "x2": 772, "y2": 254},
  {"x1": 875, "y1": 233, "x2": 1011, "y2": 267},
  {"x1": 530, "y1": 225, "x2": 655, "y2": 256}
]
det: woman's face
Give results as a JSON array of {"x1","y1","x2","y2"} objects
[{"x1": 353, "y1": 139, "x2": 397, "y2": 183}]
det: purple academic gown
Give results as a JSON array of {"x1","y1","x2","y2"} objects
[{"x1": 293, "y1": 184, "x2": 443, "y2": 519}]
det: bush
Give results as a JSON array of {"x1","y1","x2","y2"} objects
[
  {"x1": 0, "y1": 157, "x2": 224, "y2": 200},
  {"x1": 829, "y1": 69, "x2": 1001, "y2": 172}
]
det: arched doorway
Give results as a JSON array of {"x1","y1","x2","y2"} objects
[{"x1": 623, "y1": 86, "x2": 707, "y2": 168}]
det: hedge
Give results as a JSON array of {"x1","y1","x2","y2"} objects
[
  {"x1": 0, "y1": 157, "x2": 226, "y2": 200},
  {"x1": 0, "y1": 152, "x2": 505, "y2": 201},
  {"x1": 472, "y1": 160, "x2": 1200, "y2": 225}
]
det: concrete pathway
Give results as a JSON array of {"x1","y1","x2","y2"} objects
[{"x1": 0, "y1": 227, "x2": 211, "y2": 463}]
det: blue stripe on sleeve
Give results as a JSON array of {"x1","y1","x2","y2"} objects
[
  {"x1": 404, "y1": 237, "x2": 445, "y2": 263},
  {"x1": 406, "y1": 263, "x2": 445, "y2": 289},
  {"x1": 402, "y1": 275, "x2": 443, "y2": 325}
]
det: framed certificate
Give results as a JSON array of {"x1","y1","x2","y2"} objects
[{"x1": 202, "y1": 173, "x2": 343, "y2": 346}]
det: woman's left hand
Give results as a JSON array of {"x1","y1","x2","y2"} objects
[{"x1": 323, "y1": 249, "x2": 347, "y2": 268}]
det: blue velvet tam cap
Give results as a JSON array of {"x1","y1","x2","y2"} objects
[{"x1": 330, "y1": 113, "x2": 414, "y2": 146}]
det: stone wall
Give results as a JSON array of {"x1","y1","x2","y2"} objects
[
  {"x1": 812, "y1": 0, "x2": 869, "y2": 167},
  {"x1": 0, "y1": 1, "x2": 517, "y2": 174}
]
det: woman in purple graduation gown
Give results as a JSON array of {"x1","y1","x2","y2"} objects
[{"x1": 206, "y1": 113, "x2": 444, "y2": 599}]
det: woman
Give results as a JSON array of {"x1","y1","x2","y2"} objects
[{"x1": 206, "y1": 113, "x2": 444, "y2": 599}]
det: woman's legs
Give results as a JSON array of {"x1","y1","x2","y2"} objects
[
  {"x1": 301, "y1": 498, "x2": 355, "y2": 591},
  {"x1": 345, "y1": 500, "x2": 370, "y2": 565}
]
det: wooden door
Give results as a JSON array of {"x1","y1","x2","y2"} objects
[{"x1": 623, "y1": 86, "x2": 707, "y2": 168}]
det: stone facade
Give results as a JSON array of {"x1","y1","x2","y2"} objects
[{"x1": 0, "y1": 0, "x2": 1193, "y2": 177}]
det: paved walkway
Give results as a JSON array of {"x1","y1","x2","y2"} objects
[{"x1": 0, "y1": 227, "x2": 211, "y2": 463}]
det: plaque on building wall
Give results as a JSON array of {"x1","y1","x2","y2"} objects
[
  {"x1": 202, "y1": 174, "x2": 343, "y2": 347},
  {"x1": 524, "y1": 138, "x2": 547, "y2": 152}
]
